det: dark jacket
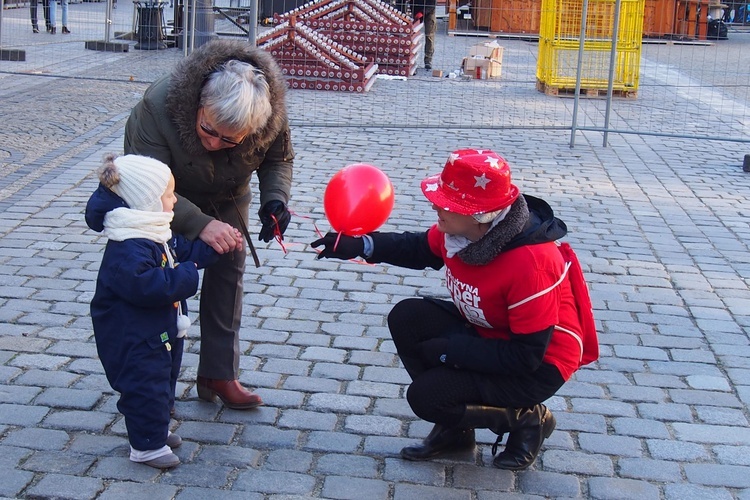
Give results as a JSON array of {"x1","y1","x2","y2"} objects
[
  {"x1": 86, "y1": 184, "x2": 219, "y2": 350},
  {"x1": 124, "y1": 40, "x2": 294, "y2": 240}
]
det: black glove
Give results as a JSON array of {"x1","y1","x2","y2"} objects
[
  {"x1": 310, "y1": 232, "x2": 365, "y2": 260},
  {"x1": 258, "y1": 200, "x2": 291, "y2": 243},
  {"x1": 415, "y1": 338, "x2": 449, "y2": 367}
]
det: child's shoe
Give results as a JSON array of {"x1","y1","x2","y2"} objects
[
  {"x1": 166, "y1": 432, "x2": 182, "y2": 449},
  {"x1": 144, "y1": 452, "x2": 180, "y2": 469}
]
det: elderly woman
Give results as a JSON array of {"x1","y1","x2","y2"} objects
[
  {"x1": 312, "y1": 149, "x2": 597, "y2": 470},
  {"x1": 122, "y1": 40, "x2": 294, "y2": 410}
]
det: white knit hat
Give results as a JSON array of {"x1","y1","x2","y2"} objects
[{"x1": 99, "y1": 154, "x2": 172, "y2": 212}]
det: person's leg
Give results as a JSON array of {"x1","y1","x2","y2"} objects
[
  {"x1": 423, "y1": 5, "x2": 436, "y2": 68},
  {"x1": 42, "y1": 0, "x2": 51, "y2": 30},
  {"x1": 111, "y1": 336, "x2": 177, "y2": 467},
  {"x1": 48, "y1": 0, "x2": 56, "y2": 33},
  {"x1": 61, "y1": 0, "x2": 69, "y2": 31},
  {"x1": 388, "y1": 297, "x2": 468, "y2": 380},
  {"x1": 30, "y1": 0, "x2": 39, "y2": 31},
  {"x1": 196, "y1": 194, "x2": 262, "y2": 409}
]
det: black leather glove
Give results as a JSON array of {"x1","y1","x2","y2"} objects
[
  {"x1": 258, "y1": 200, "x2": 291, "y2": 242},
  {"x1": 415, "y1": 338, "x2": 449, "y2": 367},
  {"x1": 310, "y1": 232, "x2": 365, "y2": 260}
]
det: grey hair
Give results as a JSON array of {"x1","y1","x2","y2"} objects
[{"x1": 200, "y1": 60, "x2": 272, "y2": 136}]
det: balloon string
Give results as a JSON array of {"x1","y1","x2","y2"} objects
[
  {"x1": 271, "y1": 214, "x2": 287, "y2": 254},
  {"x1": 333, "y1": 232, "x2": 342, "y2": 253},
  {"x1": 272, "y1": 209, "x2": 374, "y2": 266}
]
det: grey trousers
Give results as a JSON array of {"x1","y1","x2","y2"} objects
[{"x1": 197, "y1": 193, "x2": 250, "y2": 380}]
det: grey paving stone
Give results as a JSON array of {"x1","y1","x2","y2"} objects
[
  {"x1": 0, "y1": 383, "x2": 41, "y2": 404},
  {"x1": 646, "y1": 439, "x2": 711, "y2": 462},
  {"x1": 176, "y1": 487, "x2": 263, "y2": 500},
  {"x1": 303, "y1": 431, "x2": 362, "y2": 453},
  {"x1": 43, "y1": 409, "x2": 115, "y2": 432},
  {"x1": 239, "y1": 425, "x2": 301, "y2": 450},
  {"x1": 683, "y1": 463, "x2": 750, "y2": 488},
  {"x1": 13, "y1": 368, "x2": 81, "y2": 388},
  {"x1": 98, "y1": 482, "x2": 179, "y2": 500},
  {"x1": 611, "y1": 417, "x2": 671, "y2": 439},
  {"x1": 25, "y1": 473, "x2": 104, "y2": 500},
  {"x1": 195, "y1": 444, "x2": 261, "y2": 467},
  {"x1": 233, "y1": 470, "x2": 317, "y2": 495},
  {"x1": 346, "y1": 380, "x2": 402, "y2": 398},
  {"x1": 21, "y1": 450, "x2": 96, "y2": 475},
  {"x1": 517, "y1": 470, "x2": 581, "y2": 498},
  {"x1": 161, "y1": 463, "x2": 235, "y2": 487},
  {"x1": 586, "y1": 477, "x2": 661, "y2": 500},
  {"x1": 282, "y1": 375, "x2": 341, "y2": 393},
  {"x1": 173, "y1": 421, "x2": 239, "y2": 445},
  {"x1": 278, "y1": 409, "x2": 338, "y2": 431},
  {"x1": 263, "y1": 449, "x2": 313, "y2": 473},
  {"x1": 307, "y1": 392, "x2": 370, "y2": 414},
  {"x1": 90, "y1": 456, "x2": 160, "y2": 481},
  {"x1": 0, "y1": 403, "x2": 49, "y2": 425},
  {"x1": 673, "y1": 422, "x2": 750, "y2": 445},
  {"x1": 637, "y1": 402, "x2": 693, "y2": 422},
  {"x1": 383, "y1": 457, "x2": 446, "y2": 486},
  {"x1": 695, "y1": 405, "x2": 748, "y2": 426},
  {"x1": 578, "y1": 433, "x2": 643, "y2": 457},
  {"x1": 0, "y1": 469, "x2": 34, "y2": 498},
  {"x1": 570, "y1": 398, "x2": 637, "y2": 417},
  {"x1": 345, "y1": 414, "x2": 403, "y2": 436},
  {"x1": 310, "y1": 362, "x2": 361, "y2": 380},
  {"x1": 2, "y1": 427, "x2": 71, "y2": 451},
  {"x1": 542, "y1": 450, "x2": 614, "y2": 475},
  {"x1": 393, "y1": 483, "x2": 473, "y2": 500},
  {"x1": 618, "y1": 457, "x2": 682, "y2": 482},
  {"x1": 322, "y1": 475, "x2": 391, "y2": 499},
  {"x1": 254, "y1": 388, "x2": 306, "y2": 408},
  {"x1": 315, "y1": 453, "x2": 379, "y2": 478},
  {"x1": 33, "y1": 387, "x2": 103, "y2": 409},
  {"x1": 663, "y1": 483, "x2": 734, "y2": 500}
]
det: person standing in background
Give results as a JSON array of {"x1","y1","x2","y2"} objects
[
  {"x1": 411, "y1": 0, "x2": 437, "y2": 69},
  {"x1": 48, "y1": 0, "x2": 71, "y2": 34}
]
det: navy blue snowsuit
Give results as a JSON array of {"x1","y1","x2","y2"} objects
[{"x1": 86, "y1": 184, "x2": 218, "y2": 451}]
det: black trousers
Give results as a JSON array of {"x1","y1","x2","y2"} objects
[
  {"x1": 29, "y1": 0, "x2": 50, "y2": 28},
  {"x1": 388, "y1": 298, "x2": 564, "y2": 426}
]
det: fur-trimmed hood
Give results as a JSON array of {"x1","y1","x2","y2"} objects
[
  {"x1": 458, "y1": 194, "x2": 568, "y2": 265},
  {"x1": 165, "y1": 40, "x2": 289, "y2": 157}
]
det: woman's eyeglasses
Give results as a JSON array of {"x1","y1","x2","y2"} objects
[{"x1": 199, "y1": 119, "x2": 244, "y2": 146}]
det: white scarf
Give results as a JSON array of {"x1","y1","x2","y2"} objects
[
  {"x1": 444, "y1": 207, "x2": 511, "y2": 258},
  {"x1": 103, "y1": 207, "x2": 174, "y2": 243}
]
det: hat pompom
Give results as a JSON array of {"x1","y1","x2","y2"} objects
[
  {"x1": 98, "y1": 154, "x2": 121, "y2": 189},
  {"x1": 177, "y1": 314, "x2": 191, "y2": 338}
]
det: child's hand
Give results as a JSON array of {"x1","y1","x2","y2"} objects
[{"x1": 233, "y1": 228, "x2": 244, "y2": 249}]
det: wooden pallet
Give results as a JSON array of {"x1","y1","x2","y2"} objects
[{"x1": 536, "y1": 79, "x2": 637, "y2": 99}]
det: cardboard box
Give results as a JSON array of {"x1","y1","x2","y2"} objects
[
  {"x1": 462, "y1": 56, "x2": 502, "y2": 79},
  {"x1": 469, "y1": 41, "x2": 504, "y2": 62},
  {"x1": 432, "y1": 69, "x2": 444, "y2": 78}
]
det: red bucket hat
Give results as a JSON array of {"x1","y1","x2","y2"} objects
[{"x1": 420, "y1": 149, "x2": 520, "y2": 216}]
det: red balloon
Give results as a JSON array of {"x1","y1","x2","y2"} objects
[{"x1": 324, "y1": 163, "x2": 395, "y2": 236}]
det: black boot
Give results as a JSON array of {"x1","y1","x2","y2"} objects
[
  {"x1": 492, "y1": 405, "x2": 556, "y2": 471},
  {"x1": 400, "y1": 424, "x2": 475, "y2": 461}
]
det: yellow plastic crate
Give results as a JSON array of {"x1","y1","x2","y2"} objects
[{"x1": 537, "y1": 0, "x2": 644, "y2": 97}]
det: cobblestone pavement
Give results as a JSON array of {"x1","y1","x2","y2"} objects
[{"x1": 1, "y1": 26, "x2": 750, "y2": 500}]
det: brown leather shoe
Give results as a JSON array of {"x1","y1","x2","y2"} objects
[{"x1": 196, "y1": 376, "x2": 263, "y2": 410}]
